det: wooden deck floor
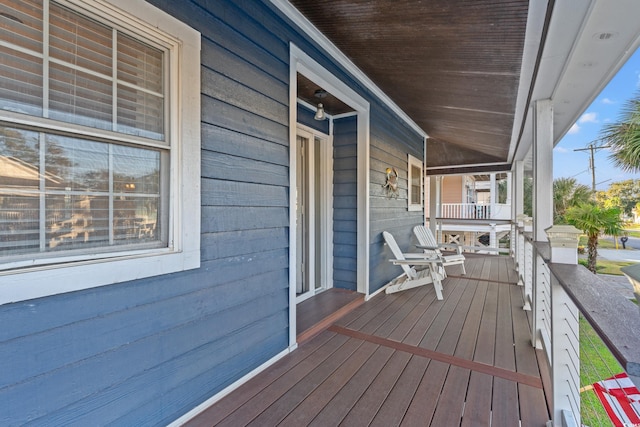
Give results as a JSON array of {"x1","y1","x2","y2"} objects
[{"x1": 186, "y1": 255, "x2": 551, "y2": 427}]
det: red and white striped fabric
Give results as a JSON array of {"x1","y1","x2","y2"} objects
[{"x1": 593, "y1": 373, "x2": 640, "y2": 427}]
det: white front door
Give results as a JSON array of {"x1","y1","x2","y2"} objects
[{"x1": 296, "y1": 127, "x2": 332, "y2": 303}]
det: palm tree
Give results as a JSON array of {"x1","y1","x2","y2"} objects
[
  {"x1": 565, "y1": 203, "x2": 624, "y2": 274},
  {"x1": 599, "y1": 92, "x2": 640, "y2": 171},
  {"x1": 553, "y1": 177, "x2": 592, "y2": 223}
]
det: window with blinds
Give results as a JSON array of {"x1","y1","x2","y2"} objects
[{"x1": 0, "y1": 0, "x2": 168, "y2": 263}]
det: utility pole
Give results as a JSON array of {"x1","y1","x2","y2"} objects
[{"x1": 574, "y1": 143, "x2": 611, "y2": 193}]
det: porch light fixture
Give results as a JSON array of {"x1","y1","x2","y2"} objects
[{"x1": 314, "y1": 89, "x2": 327, "y2": 121}]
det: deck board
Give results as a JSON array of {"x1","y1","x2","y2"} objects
[
  {"x1": 460, "y1": 371, "x2": 493, "y2": 427},
  {"x1": 244, "y1": 337, "x2": 364, "y2": 426},
  {"x1": 186, "y1": 255, "x2": 550, "y2": 427},
  {"x1": 277, "y1": 341, "x2": 379, "y2": 426},
  {"x1": 308, "y1": 346, "x2": 395, "y2": 426},
  {"x1": 369, "y1": 356, "x2": 428, "y2": 427}
]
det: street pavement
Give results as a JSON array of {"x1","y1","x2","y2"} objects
[
  {"x1": 591, "y1": 248, "x2": 638, "y2": 300},
  {"x1": 598, "y1": 248, "x2": 640, "y2": 263}
]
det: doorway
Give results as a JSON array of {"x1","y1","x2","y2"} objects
[{"x1": 295, "y1": 126, "x2": 332, "y2": 303}]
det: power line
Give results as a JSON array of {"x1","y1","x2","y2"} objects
[
  {"x1": 571, "y1": 169, "x2": 589, "y2": 178},
  {"x1": 574, "y1": 143, "x2": 611, "y2": 193}
]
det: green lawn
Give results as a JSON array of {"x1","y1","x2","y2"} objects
[
  {"x1": 578, "y1": 259, "x2": 635, "y2": 275},
  {"x1": 580, "y1": 315, "x2": 623, "y2": 427},
  {"x1": 578, "y1": 236, "x2": 618, "y2": 249},
  {"x1": 623, "y1": 224, "x2": 640, "y2": 238},
  {"x1": 625, "y1": 230, "x2": 640, "y2": 238}
]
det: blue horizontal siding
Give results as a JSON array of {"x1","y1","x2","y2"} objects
[{"x1": 332, "y1": 116, "x2": 358, "y2": 291}]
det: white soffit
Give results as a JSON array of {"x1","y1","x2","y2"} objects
[{"x1": 527, "y1": 0, "x2": 640, "y2": 146}]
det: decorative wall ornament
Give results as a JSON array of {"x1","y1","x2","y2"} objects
[{"x1": 382, "y1": 167, "x2": 399, "y2": 198}]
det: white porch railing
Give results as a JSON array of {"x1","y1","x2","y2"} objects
[
  {"x1": 430, "y1": 218, "x2": 511, "y2": 255},
  {"x1": 441, "y1": 203, "x2": 512, "y2": 220},
  {"x1": 513, "y1": 222, "x2": 640, "y2": 427}
]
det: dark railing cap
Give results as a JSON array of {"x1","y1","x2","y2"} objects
[{"x1": 549, "y1": 262, "x2": 640, "y2": 378}]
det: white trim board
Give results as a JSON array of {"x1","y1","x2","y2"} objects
[
  {"x1": 270, "y1": 0, "x2": 426, "y2": 140},
  {"x1": 289, "y1": 43, "x2": 371, "y2": 348}
]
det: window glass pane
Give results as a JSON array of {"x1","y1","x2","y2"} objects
[
  {"x1": 46, "y1": 194, "x2": 108, "y2": 250},
  {"x1": 0, "y1": 194, "x2": 40, "y2": 256},
  {"x1": 113, "y1": 145, "x2": 160, "y2": 244},
  {"x1": 117, "y1": 84, "x2": 164, "y2": 140},
  {"x1": 112, "y1": 144, "x2": 160, "y2": 194},
  {"x1": 114, "y1": 196, "x2": 158, "y2": 243},
  {"x1": 117, "y1": 34, "x2": 164, "y2": 140},
  {"x1": 45, "y1": 134, "x2": 109, "y2": 192},
  {"x1": 49, "y1": 63, "x2": 113, "y2": 130},
  {"x1": 0, "y1": 0, "x2": 43, "y2": 53},
  {"x1": 49, "y1": 3, "x2": 112, "y2": 76},
  {"x1": 117, "y1": 33, "x2": 163, "y2": 92},
  {"x1": 0, "y1": 127, "x2": 40, "y2": 190},
  {"x1": 0, "y1": 126, "x2": 40, "y2": 256},
  {"x1": 0, "y1": 45, "x2": 43, "y2": 117},
  {"x1": 411, "y1": 164, "x2": 421, "y2": 205}
]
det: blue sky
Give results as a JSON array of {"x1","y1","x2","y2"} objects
[{"x1": 553, "y1": 47, "x2": 640, "y2": 191}]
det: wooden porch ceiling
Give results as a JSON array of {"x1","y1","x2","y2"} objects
[
  {"x1": 290, "y1": 0, "x2": 530, "y2": 170},
  {"x1": 186, "y1": 255, "x2": 550, "y2": 426}
]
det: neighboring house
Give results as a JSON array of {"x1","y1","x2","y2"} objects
[
  {"x1": 1, "y1": 0, "x2": 639, "y2": 425},
  {"x1": 425, "y1": 173, "x2": 512, "y2": 250}
]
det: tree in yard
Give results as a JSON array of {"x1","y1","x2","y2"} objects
[
  {"x1": 565, "y1": 203, "x2": 624, "y2": 274},
  {"x1": 595, "y1": 179, "x2": 640, "y2": 217},
  {"x1": 599, "y1": 92, "x2": 640, "y2": 171},
  {"x1": 553, "y1": 177, "x2": 592, "y2": 223}
]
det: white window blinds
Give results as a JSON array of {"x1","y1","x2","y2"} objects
[{"x1": 0, "y1": 0, "x2": 165, "y2": 141}]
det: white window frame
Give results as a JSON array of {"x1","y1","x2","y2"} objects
[
  {"x1": 0, "y1": 0, "x2": 201, "y2": 305},
  {"x1": 407, "y1": 154, "x2": 424, "y2": 211}
]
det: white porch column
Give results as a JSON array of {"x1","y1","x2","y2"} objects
[
  {"x1": 513, "y1": 160, "x2": 524, "y2": 219},
  {"x1": 532, "y1": 99, "x2": 554, "y2": 347},
  {"x1": 489, "y1": 173, "x2": 496, "y2": 220},
  {"x1": 533, "y1": 99, "x2": 554, "y2": 241},
  {"x1": 511, "y1": 161, "x2": 524, "y2": 259},
  {"x1": 429, "y1": 175, "x2": 440, "y2": 237}
]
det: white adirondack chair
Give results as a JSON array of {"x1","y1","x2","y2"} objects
[
  {"x1": 382, "y1": 231, "x2": 445, "y2": 299},
  {"x1": 413, "y1": 225, "x2": 466, "y2": 277}
]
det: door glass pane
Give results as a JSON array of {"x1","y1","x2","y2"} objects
[{"x1": 296, "y1": 135, "x2": 308, "y2": 295}]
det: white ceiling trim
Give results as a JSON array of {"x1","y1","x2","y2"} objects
[{"x1": 508, "y1": 0, "x2": 550, "y2": 163}]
